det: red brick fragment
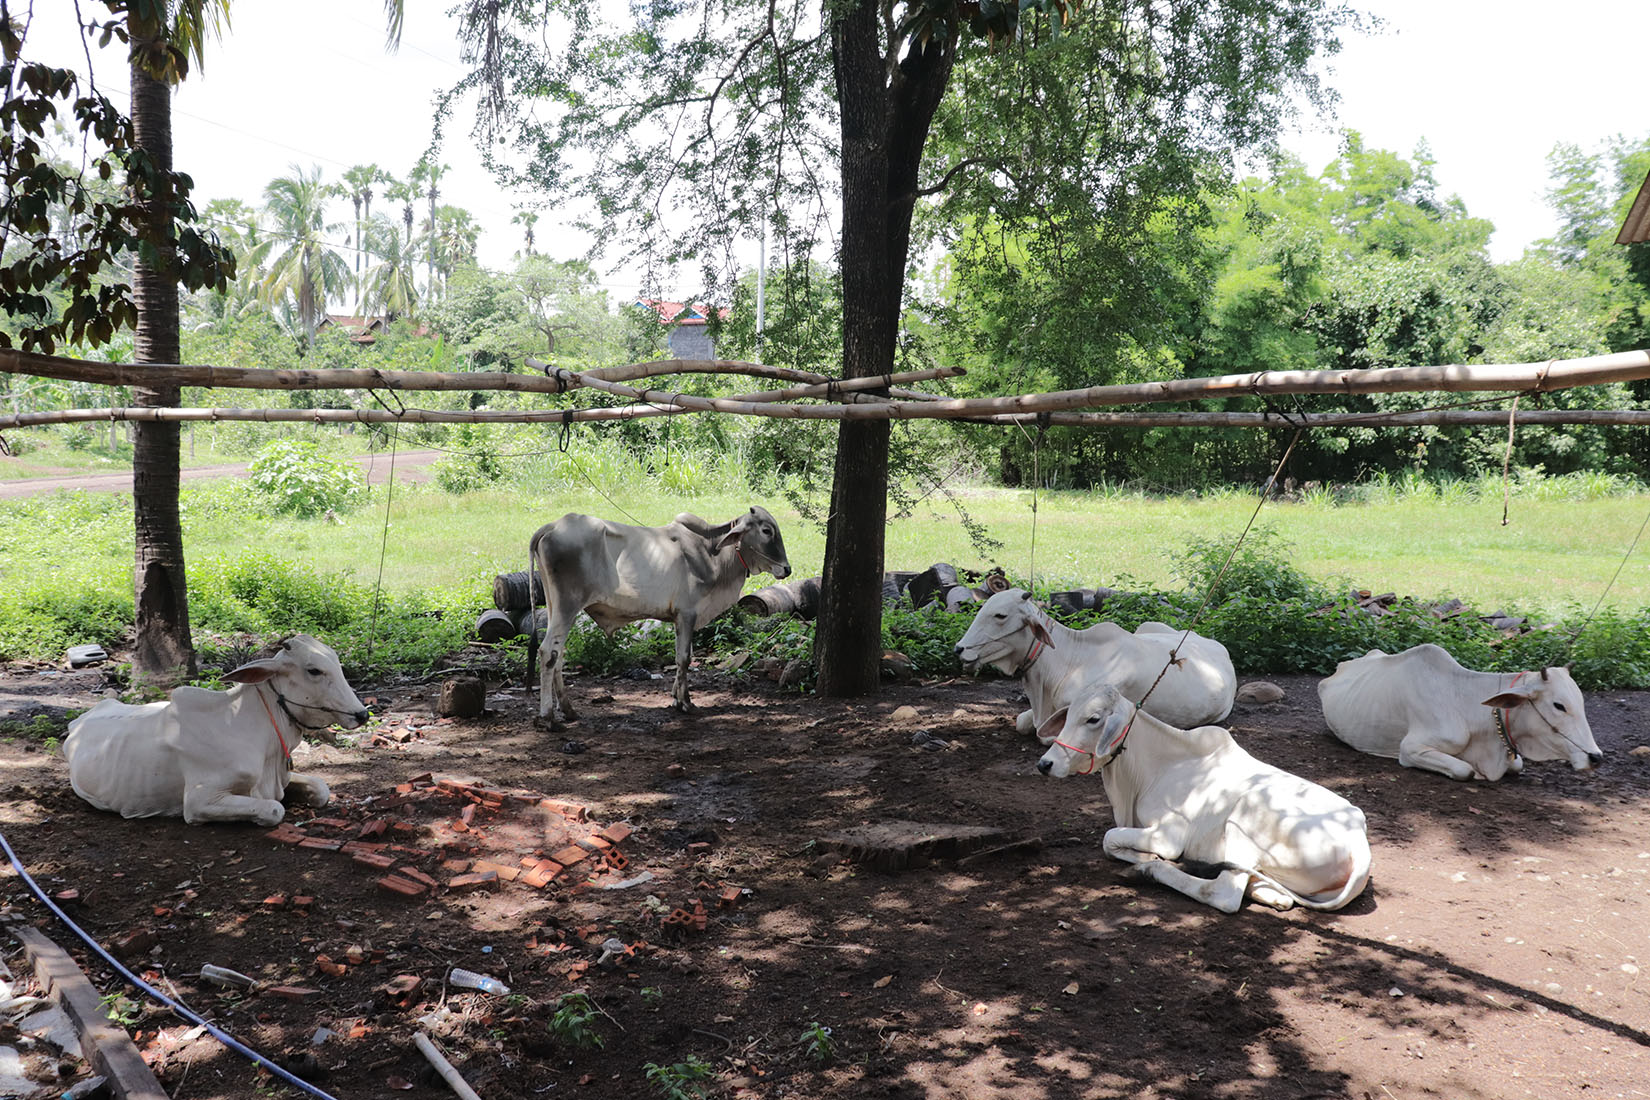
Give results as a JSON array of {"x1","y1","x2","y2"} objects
[
  {"x1": 580, "y1": 835, "x2": 612, "y2": 851},
  {"x1": 459, "y1": 804, "x2": 476, "y2": 825},
  {"x1": 408, "y1": 772, "x2": 434, "y2": 786},
  {"x1": 113, "y1": 928, "x2": 158, "y2": 957},
  {"x1": 377, "y1": 875, "x2": 426, "y2": 899},
  {"x1": 307, "y1": 817, "x2": 352, "y2": 829},
  {"x1": 717, "y1": 886, "x2": 743, "y2": 909},
  {"x1": 398, "y1": 866, "x2": 441, "y2": 890},
  {"x1": 292, "y1": 895, "x2": 314, "y2": 909},
  {"x1": 53, "y1": 888, "x2": 81, "y2": 904},
  {"x1": 358, "y1": 819, "x2": 388, "y2": 839},
  {"x1": 447, "y1": 871, "x2": 499, "y2": 893},
  {"x1": 605, "y1": 849, "x2": 630, "y2": 872},
  {"x1": 597, "y1": 822, "x2": 633, "y2": 846},
  {"x1": 472, "y1": 860, "x2": 520, "y2": 882},
  {"x1": 298, "y1": 838, "x2": 343, "y2": 852},
  {"x1": 266, "y1": 985, "x2": 322, "y2": 1002},
  {"x1": 441, "y1": 859, "x2": 471, "y2": 873},
  {"x1": 315, "y1": 955, "x2": 347, "y2": 977},
  {"x1": 263, "y1": 893, "x2": 289, "y2": 908},
  {"x1": 686, "y1": 841, "x2": 712, "y2": 855},
  {"x1": 551, "y1": 845, "x2": 588, "y2": 867},
  {"x1": 353, "y1": 851, "x2": 397, "y2": 870},
  {"x1": 539, "y1": 798, "x2": 588, "y2": 822}
]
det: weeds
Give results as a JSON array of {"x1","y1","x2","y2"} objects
[
  {"x1": 644, "y1": 1056, "x2": 715, "y2": 1100},
  {"x1": 547, "y1": 992, "x2": 605, "y2": 1050},
  {"x1": 799, "y1": 1021, "x2": 835, "y2": 1063}
]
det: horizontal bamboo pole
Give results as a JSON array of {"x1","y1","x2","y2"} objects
[
  {"x1": 0, "y1": 349, "x2": 824, "y2": 394},
  {"x1": 6, "y1": 405, "x2": 1650, "y2": 432}
]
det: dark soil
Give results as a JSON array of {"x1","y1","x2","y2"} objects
[{"x1": 2, "y1": 657, "x2": 1647, "y2": 1100}]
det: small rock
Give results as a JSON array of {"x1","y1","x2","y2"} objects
[
  {"x1": 1388, "y1": 987, "x2": 1404, "y2": 998},
  {"x1": 778, "y1": 658, "x2": 810, "y2": 688},
  {"x1": 909, "y1": 730, "x2": 949, "y2": 751},
  {"x1": 560, "y1": 740, "x2": 588, "y2": 755},
  {"x1": 891, "y1": 705, "x2": 921, "y2": 723},
  {"x1": 625, "y1": 667, "x2": 653, "y2": 681},
  {"x1": 1629, "y1": 746, "x2": 1650, "y2": 758},
  {"x1": 1235, "y1": 681, "x2": 1285, "y2": 705},
  {"x1": 666, "y1": 763, "x2": 687, "y2": 778}
]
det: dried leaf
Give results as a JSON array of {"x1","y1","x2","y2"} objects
[
  {"x1": 1062, "y1": 981, "x2": 1079, "y2": 996},
  {"x1": 873, "y1": 975, "x2": 893, "y2": 989}
]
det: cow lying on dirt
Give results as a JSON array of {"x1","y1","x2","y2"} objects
[
  {"x1": 62, "y1": 636, "x2": 367, "y2": 825},
  {"x1": 954, "y1": 589, "x2": 1236, "y2": 736},
  {"x1": 1037, "y1": 683, "x2": 1372, "y2": 914},
  {"x1": 528, "y1": 507, "x2": 791, "y2": 729},
  {"x1": 1317, "y1": 643, "x2": 1602, "y2": 781}
]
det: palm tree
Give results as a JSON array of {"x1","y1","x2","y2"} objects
[
  {"x1": 359, "y1": 214, "x2": 421, "y2": 321},
  {"x1": 342, "y1": 163, "x2": 385, "y2": 312},
  {"x1": 432, "y1": 205, "x2": 480, "y2": 299},
  {"x1": 255, "y1": 165, "x2": 351, "y2": 349},
  {"x1": 125, "y1": 0, "x2": 233, "y2": 684},
  {"x1": 422, "y1": 160, "x2": 448, "y2": 294},
  {"x1": 115, "y1": 1, "x2": 405, "y2": 684}
]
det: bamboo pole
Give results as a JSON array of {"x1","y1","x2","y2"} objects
[{"x1": 7, "y1": 405, "x2": 1650, "y2": 432}]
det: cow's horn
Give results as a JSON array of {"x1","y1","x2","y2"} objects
[
  {"x1": 1020, "y1": 590, "x2": 1033, "y2": 601},
  {"x1": 1540, "y1": 667, "x2": 1549, "y2": 681}
]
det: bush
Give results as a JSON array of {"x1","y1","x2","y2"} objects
[
  {"x1": 432, "y1": 425, "x2": 507, "y2": 494},
  {"x1": 247, "y1": 439, "x2": 366, "y2": 517}
]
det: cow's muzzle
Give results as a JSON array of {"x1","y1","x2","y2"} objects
[{"x1": 1036, "y1": 757, "x2": 1054, "y2": 775}]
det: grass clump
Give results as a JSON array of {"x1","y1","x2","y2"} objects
[{"x1": 644, "y1": 1056, "x2": 715, "y2": 1100}]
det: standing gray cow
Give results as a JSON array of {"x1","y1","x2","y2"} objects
[
  {"x1": 1318, "y1": 643, "x2": 1601, "y2": 781},
  {"x1": 529, "y1": 507, "x2": 790, "y2": 729},
  {"x1": 62, "y1": 636, "x2": 367, "y2": 825}
]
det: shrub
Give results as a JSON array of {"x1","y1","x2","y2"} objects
[
  {"x1": 432, "y1": 425, "x2": 507, "y2": 493},
  {"x1": 247, "y1": 439, "x2": 366, "y2": 517}
]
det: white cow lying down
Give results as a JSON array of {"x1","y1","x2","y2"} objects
[
  {"x1": 62, "y1": 636, "x2": 368, "y2": 825},
  {"x1": 1038, "y1": 683, "x2": 1372, "y2": 914},
  {"x1": 1317, "y1": 644, "x2": 1602, "y2": 781},
  {"x1": 954, "y1": 589, "x2": 1236, "y2": 735}
]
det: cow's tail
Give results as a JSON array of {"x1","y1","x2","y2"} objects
[
  {"x1": 1245, "y1": 845, "x2": 1373, "y2": 912},
  {"x1": 526, "y1": 528, "x2": 544, "y2": 690}
]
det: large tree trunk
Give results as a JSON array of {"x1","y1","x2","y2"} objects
[
  {"x1": 129, "y1": 52, "x2": 196, "y2": 685},
  {"x1": 815, "y1": 6, "x2": 953, "y2": 697}
]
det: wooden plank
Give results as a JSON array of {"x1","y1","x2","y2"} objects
[{"x1": 11, "y1": 925, "x2": 170, "y2": 1100}]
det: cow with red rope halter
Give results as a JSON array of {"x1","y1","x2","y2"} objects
[
  {"x1": 1038, "y1": 683, "x2": 1373, "y2": 914},
  {"x1": 62, "y1": 635, "x2": 367, "y2": 825},
  {"x1": 1317, "y1": 643, "x2": 1602, "y2": 781}
]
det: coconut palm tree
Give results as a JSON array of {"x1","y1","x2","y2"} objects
[
  {"x1": 421, "y1": 160, "x2": 448, "y2": 293},
  {"x1": 255, "y1": 164, "x2": 351, "y2": 349},
  {"x1": 431, "y1": 205, "x2": 480, "y2": 299},
  {"x1": 360, "y1": 213, "x2": 421, "y2": 321},
  {"x1": 124, "y1": 0, "x2": 234, "y2": 684}
]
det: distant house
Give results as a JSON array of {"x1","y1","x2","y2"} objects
[
  {"x1": 317, "y1": 314, "x2": 430, "y2": 346},
  {"x1": 635, "y1": 299, "x2": 729, "y2": 361},
  {"x1": 1616, "y1": 169, "x2": 1650, "y2": 244}
]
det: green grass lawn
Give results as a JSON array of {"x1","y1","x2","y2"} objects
[{"x1": 7, "y1": 477, "x2": 1647, "y2": 618}]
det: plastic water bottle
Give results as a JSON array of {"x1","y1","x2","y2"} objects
[
  {"x1": 447, "y1": 967, "x2": 509, "y2": 995},
  {"x1": 199, "y1": 964, "x2": 255, "y2": 988}
]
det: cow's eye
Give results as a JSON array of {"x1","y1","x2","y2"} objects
[
  {"x1": 307, "y1": 668, "x2": 323, "y2": 677},
  {"x1": 1086, "y1": 714, "x2": 1101, "y2": 724},
  {"x1": 1553, "y1": 702, "x2": 1567, "y2": 712},
  {"x1": 994, "y1": 613, "x2": 1006, "y2": 620}
]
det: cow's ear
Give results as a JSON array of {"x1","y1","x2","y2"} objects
[
  {"x1": 1034, "y1": 707, "x2": 1069, "y2": 745},
  {"x1": 1482, "y1": 690, "x2": 1534, "y2": 709},
  {"x1": 225, "y1": 660, "x2": 278, "y2": 684},
  {"x1": 1030, "y1": 617, "x2": 1055, "y2": 649}
]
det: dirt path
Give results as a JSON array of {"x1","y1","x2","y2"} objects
[
  {"x1": 0, "y1": 450, "x2": 441, "y2": 499},
  {"x1": 1, "y1": 666, "x2": 1646, "y2": 1100}
]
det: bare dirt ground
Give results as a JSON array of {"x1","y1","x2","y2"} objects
[{"x1": 1, "y1": 657, "x2": 1647, "y2": 1100}]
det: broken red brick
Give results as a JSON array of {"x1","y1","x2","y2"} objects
[
  {"x1": 263, "y1": 893, "x2": 289, "y2": 908},
  {"x1": 686, "y1": 841, "x2": 712, "y2": 856},
  {"x1": 292, "y1": 895, "x2": 314, "y2": 910},
  {"x1": 597, "y1": 822, "x2": 633, "y2": 846},
  {"x1": 398, "y1": 866, "x2": 440, "y2": 890},
  {"x1": 539, "y1": 798, "x2": 588, "y2": 822},
  {"x1": 266, "y1": 828, "x2": 308, "y2": 846},
  {"x1": 353, "y1": 851, "x2": 397, "y2": 871},
  {"x1": 551, "y1": 845, "x2": 588, "y2": 867},
  {"x1": 377, "y1": 875, "x2": 426, "y2": 899},
  {"x1": 580, "y1": 835, "x2": 612, "y2": 851},
  {"x1": 441, "y1": 859, "x2": 471, "y2": 874},
  {"x1": 53, "y1": 888, "x2": 81, "y2": 904},
  {"x1": 266, "y1": 985, "x2": 322, "y2": 1002},
  {"x1": 717, "y1": 886, "x2": 743, "y2": 909},
  {"x1": 113, "y1": 928, "x2": 158, "y2": 957},
  {"x1": 407, "y1": 772, "x2": 434, "y2": 786},
  {"x1": 343, "y1": 947, "x2": 367, "y2": 965},
  {"x1": 298, "y1": 838, "x2": 343, "y2": 852},
  {"x1": 307, "y1": 817, "x2": 352, "y2": 830},
  {"x1": 459, "y1": 804, "x2": 476, "y2": 825},
  {"x1": 472, "y1": 860, "x2": 520, "y2": 882},
  {"x1": 315, "y1": 955, "x2": 347, "y2": 977},
  {"x1": 605, "y1": 849, "x2": 630, "y2": 872},
  {"x1": 358, "y1": 819, "x2": 389, "y2": 839},
  {"x1": 447, "y1": 871, "x2": 499, "y2": 893}
]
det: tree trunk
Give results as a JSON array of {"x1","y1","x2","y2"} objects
[
  {"x1": 815, "y1": 5, "x2": 954, "y2": 697},
  {"x1": 129, "y1": 51, "x2": 196, "y2": 685}
]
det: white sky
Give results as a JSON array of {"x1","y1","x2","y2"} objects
[{"x1": 17, "y1": 0, "x2": 1650, "y2": 291}]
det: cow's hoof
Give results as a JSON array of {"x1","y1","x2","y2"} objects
[
  {"x1": 675, "y1": 700, "x2": 699, "y2": 716},
  {"x1": 255, "y1": 806, "x2": 286, "y2": 827},
  {"x1": 534, "y1": 715, "x2": 566, "y2": 733}
]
